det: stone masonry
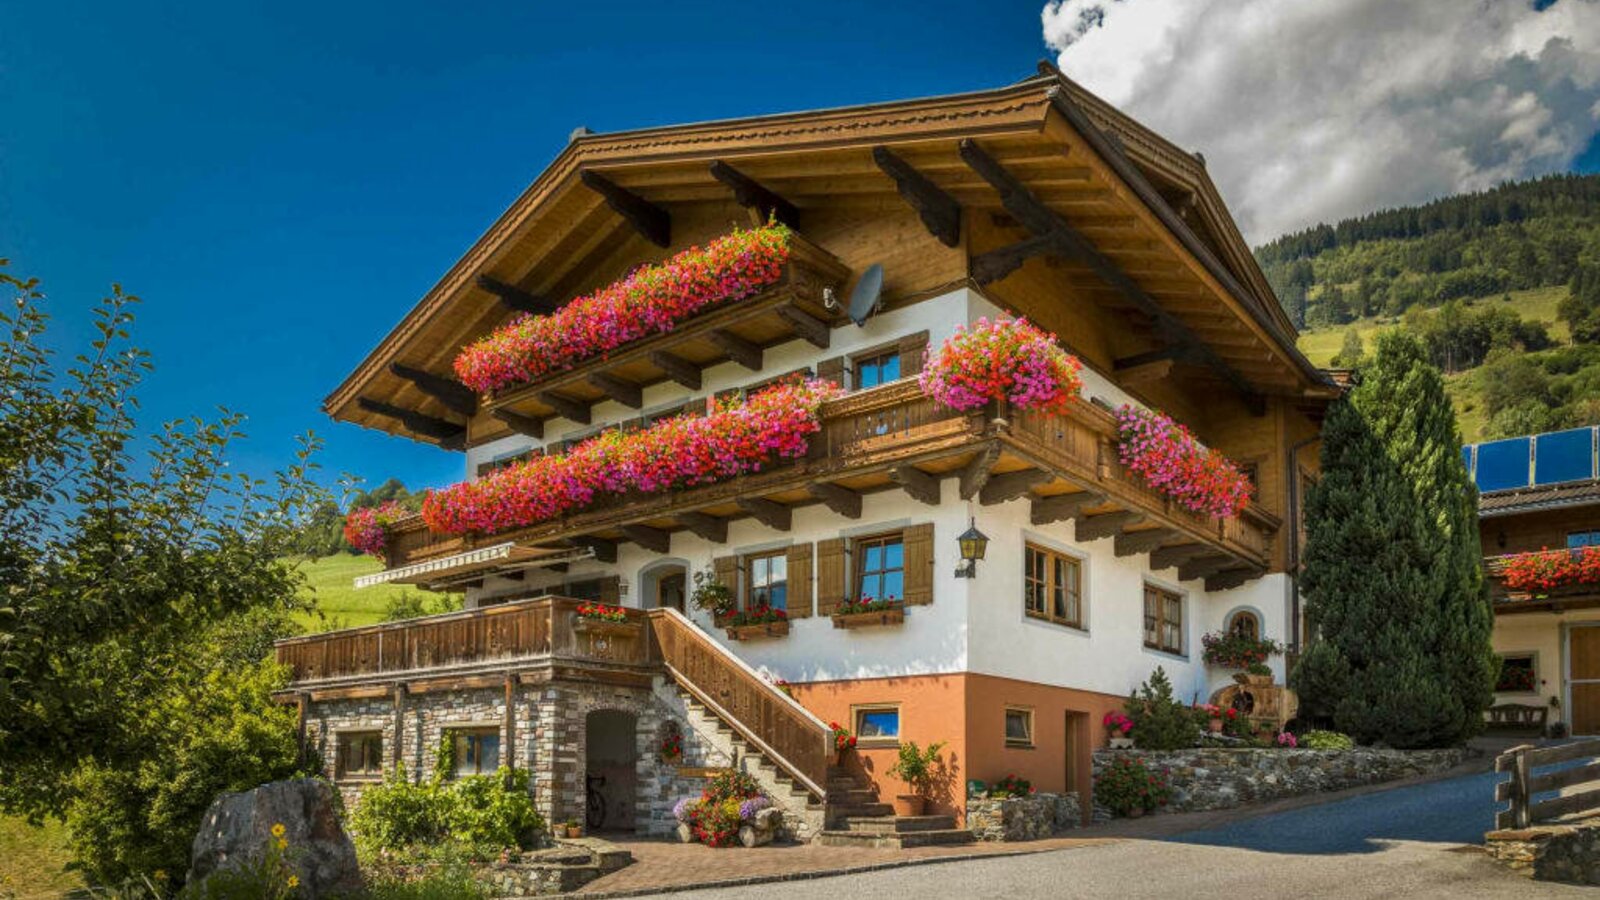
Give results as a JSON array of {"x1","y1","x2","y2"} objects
[
  {"x1": 965, "y1": 791, "x2": 1081, "y2": 842},
  {"x1": 1486, "y1": 816, "x2": 1600, "y2": 885}
]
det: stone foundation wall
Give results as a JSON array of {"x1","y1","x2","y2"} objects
[
  {"x1": 966, "y1": 791, "x2": 1080, "y2": 841},
  {"x1": 1091, "y1": 747, "x2": 1467, "y2": 815},
  {"x1": 1486, "y1": 818, "x2": 1600, "y2": 885}
]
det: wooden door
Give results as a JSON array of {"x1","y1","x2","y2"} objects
[
  {"x1": 657, "y1": 571, "x2": 686, "y2": 612},
  {"x1": 1570, "y1": 626, "x2": 1600, "y2": 735}
]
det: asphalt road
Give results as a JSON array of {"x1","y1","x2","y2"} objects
[{"x1": 668, "y1": 771, "x2": 1588, "y2": 899}]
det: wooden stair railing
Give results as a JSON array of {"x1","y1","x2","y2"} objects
[{"x1": 648, "y1": 608, "x2": 831, "y2": 802}]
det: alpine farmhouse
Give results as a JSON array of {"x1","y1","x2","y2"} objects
[{"x1": 276, "y1": 63, "x2": 1340, "y2": 841}]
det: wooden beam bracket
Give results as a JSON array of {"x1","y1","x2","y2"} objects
[
  {"x1": 620, "y1": 524, "x2": 671, "y2": 554},
  {"x1": 538, "y1": 391, "x2": 593, "y2": 424},
  {"x1": 649, "y1": 350, "x2": 703, "y2": 390},
  {"x1": 775, "y1": 304, "x2": 831, "y2": 349},
  {"x1": 357, "y1": 397, "x2": 466, "y2": 450},
  {"x1": 872, "y1": 146, "x2": 961, "y2": 248},
  {"x1": 476, "y1": 275, "x2": 558, "y2": 315},
  {"x1": 589, "y1": 372, "x2": 644, "y2": 409},
  {"x1": 390, "y1": 363, "x2": 477, "y2": 417},
  {"x1": 1030, "y1": 491, "x2": 1105, "y2": 525},
  {"x1": 978, "y1": 468, "x2": 1051, "y2": 505},
  {"x1": 970, "y1": 234, "x2": 1057, "y2": 285},
  {"x1": 891, "y1": 465, "x2": 942, "y2": 506},
  {"x1": 736, "y1": 497, "x2": 792, "y2": 531},
  {"x1": 580, "y1": 170, "x2": 670, "y2": 248},
  {"x1": 808, "y1": 483, "x2": 862, "y2": 519},
  {"x1": 492, "y1": 409, "x2": 545, "y2": 440},
  {"x1": 1114, "y1": 527, "x2": 1179, "y2": 558},
  {"x1": 1075, "y1": 510, "x2": 1144, "y2": 542},
  {"x1": 572, "y1": 536, "x2": 618, "y2": 564},
  {"x1": 709, "y1": 329, "x2": 763, "y2": 371},
  {"x1": 709, "y1": 160, "x2": 799, "y2": 227},
  {"x1": 677, "y1": 512, "x2": 728, "y2": 543},
  {"x1": 958, "y1": 443, "x2": 1001, "y2": 500}
]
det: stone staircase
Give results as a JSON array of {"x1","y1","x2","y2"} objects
[{"x1": 816, "y1": 767, "x2": 975, "y2": 849}]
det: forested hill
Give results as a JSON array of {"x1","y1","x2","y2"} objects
[{"x1": 1253, "y1": 173, "x2": 1600, "y2": 444}]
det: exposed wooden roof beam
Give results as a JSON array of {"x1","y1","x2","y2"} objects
[
  {"x1": 1180, "y1": 553, "x2": 1237, "y2": 582},
  {"x1": 571, "y1": 536, "x2": 618, "y2": 564},
  {"x1": 971, "y1": 234, "x2": 1056, "y2": 285},
  {"x1": 476, "y1": 275, "x2": 558, "y2": 315},
  {"x1": 979, "y1": 468, "x2": 1051, "y2": 505},
  {"x1": 1075, "y1": 509, "x2": 1144, "y2": 541},
  {"x1": 580, "y1": 170, "x2": 670, "y2": 248},
  {"x1": 589, "y1": 373, "x2": 643, "y2": 409},
  {"x1": 736, "y1": 497, "x2": 792, "y2": 531},
  {"x1": 389, "y1": 363, "x2": 477, "y2": 417},
  {"x1": 890, "y1": 465, "x2": 941, "y2": 505},
  {"x1": 1114, "y1": 346, "x2": 1195, "y2": 370},
  {"x1": 708, "y1": 329, "x2": 762, "y2": 371},
  {"x1": 1150, "y1": 543, "x2": 1210, "y2": 570},
  {"x1": 649, "y1": 350, "x2": 703, "y2": 390},
  {"x1": 356, "y1": 398, "x2": 466, "y2": 450},
  {"x1": 775, "y1": 304, "x2": 830, "y2": 349},
  {"x1": 677, "y1": 511, "x2": 728, "y2": 543},
  {"x1": 1115, "y1": 527, "x2": 1179, "y2": 557},
  {"x1": 809, "y1": 483, "x2": 862, "y2": 519},
  {"x1": 492, "y1": 409, "x2": 544, "y2": 439},
  {"x1": 621, "y1": 524, "x2": 671, "y2": 554},
  {"x1": 1207, "y1": 566, "x2": 1264, "y2": 592},
  {"x1": 538, "y1": 391, "x2": 592, "y2": 424},
  {"x1": 958, "y1": 138, "x2": 1265, "y2": 416},
  {"x1": 872, "y1": 146, "x2": 961, "y2": 248},
  {"x1": 709, "y1": 160, "x2": 799, "y2": 227}
]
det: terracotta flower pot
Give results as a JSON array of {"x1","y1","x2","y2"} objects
[
  {"x1": 1207, "y1": 718, "x2": 1224, "y2": 733},
  {"x1": 891, "y1": 794, "x2": 925, "y2": 817}
]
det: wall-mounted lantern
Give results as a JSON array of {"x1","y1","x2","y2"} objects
[{"x1": 955, "y1": 518, "x2": 989, "y2": 579}]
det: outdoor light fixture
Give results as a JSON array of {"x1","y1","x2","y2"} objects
[{"x1": 955, "y1": 518, "x2": 989, "y2": 579}]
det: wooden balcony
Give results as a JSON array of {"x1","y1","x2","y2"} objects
[
  {"x1": 1485, "y1": 552, "x2": 1600, "y2": 614},
  {"x1": 378, "y1": 380, "x2": 1279, "y2": 592}
]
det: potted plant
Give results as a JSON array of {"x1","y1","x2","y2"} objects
[
  {"x1": 1200, "y1": 630, "x2": 1283, "y2": 685},
  {"x1": 830, "y1": 722, "x2": 857, "y2": 765},
  {"x1": 1195, "y1": 703, "x2": 1238, "y2": 734},
  {"x1": 1102, "y1": 711, "x2": 1134, "y2": 749},
  {"x1": 691, "y1": 569, "x2": 736, "y2": 624},
  {"x1": 1093, "y1": 756, "x2": 1171, "y2": 818},
  {"x1": 564, "y1": 820, "x2": 583, "y2": 838},
  {"x1": 659, "y1": 728, "x2": 684, "y2": 764},
  {"x1": 831, "y1": 595, "x2": 905, "y2": 629},
  {"x1": 725, "y1": 604, "x2": 789, "y2": 640},
  {"x1": 885, "y1": 740, "x2": 945, "y2": 817}
]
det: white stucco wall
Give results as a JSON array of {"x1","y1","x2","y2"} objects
[{"x1": 1492, "y1": 609, "x2": 1600, "y2": 728}]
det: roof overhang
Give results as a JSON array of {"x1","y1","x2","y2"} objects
[{"x1": 355, "y1": 542, "x2": 593, "y2": 589}]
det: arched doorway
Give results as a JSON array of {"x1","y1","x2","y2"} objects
[
  {"x1": 639, "y1": 560, "x2": 688, "y2": 612},
  {"x1": 584, "y1": 710, "x2": 638, "y2": 833}
]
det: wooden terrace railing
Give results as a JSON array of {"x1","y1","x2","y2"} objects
[{"x1": 1496, "y1": 738, "x2": 1600, "y2": 829}]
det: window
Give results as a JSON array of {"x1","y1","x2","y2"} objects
[
  {"x1": 853, "y1": 350, "x2": 902, "y2": 390},
  {"x1": 452, "y1": 728, "x2": 502, "y2": 777},
  {"x1": 853, "y1": 705, "x2": 900, "y2": 746},
  {"x1": 745, "y1": 551, "x2": 788, "y2": 610},
  {"x1": 1004, "y1": 708, "x2": 1034, "y2": 748},
  {"x1": 1568, "y1": 531, "x2": 1600, "y2": 549},
  {"x1": 336, "y1": 731, "x2": 383, "y2": 780},
  {"x1": 1495, "y1": 653, "x2": 1538, "y2": 693},
  {"x1": 855, "y1": 534, "x2": 905, "y2": 601},
  {"x1": 1024, "y1": 544, "x2": 1083, "y2": 628},
  {"x1": 1143, "y1": 584, "x2": 1184, "y2": 655},
  {"x1": 1227, "y1": 610, "x2": 1261, "y2": 641},
  {"x1": 476, "y1": 448, "x2": 538, "y2": 478}
]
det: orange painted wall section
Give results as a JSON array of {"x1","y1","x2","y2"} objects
[{"x1": 790, "y1": 673, "x2": 1124, "y2": 823}]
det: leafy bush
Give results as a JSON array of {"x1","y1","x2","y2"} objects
[
  {"x1": 364, "y1": 857, "x2": 489, "y2": 900},
  {"x1": 348, "y1": 767, "x2": 545, "y2": 858},
  {"x1": 447, "y1": 771, "x2": 543, "y2": 849},
  {"x1": 349, "y1": 768, "x2": 450, "y2": 851},
  {"x1": 383, "y1": 591, "x2": 463, "y2": 622},
  {"x1": 1300, "y1": 730, "x2": 1355, "y2": 750},
  {"x1": 886, "y1": 741, "x2": 947, "y2": 797},
  {"x1": 1093, "y1": 757, "x2": 1171, "y2": 816},
  {"x1": 1124, "y1": 668, "x2": 1199, "y2": 751}
]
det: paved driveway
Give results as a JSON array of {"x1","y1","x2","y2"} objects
[{"x1": 663, "y1": 770, "x2": 1589, "y2": 899}]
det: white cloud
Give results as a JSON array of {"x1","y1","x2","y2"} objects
[{"x1": 1042, "y1": 0, "x2": 1600, "y2": 243}]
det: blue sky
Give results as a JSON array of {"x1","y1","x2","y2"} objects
[{"x1": 2, "y1": 1, "x2": 1597, "y2": 497}]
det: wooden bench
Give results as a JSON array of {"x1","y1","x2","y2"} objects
[{"x1": 1486, "y1": 703, "x2": 1549, "y2": 732}]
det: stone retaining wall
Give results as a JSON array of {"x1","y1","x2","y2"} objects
[
  {"x1": 1486, "y1": 818, "x2": 1600, "y2": 885},
  {"x1": 966, "y1": 791, "x2": 1081, "y2": 841},
  {"x1": 1091, "y1": 746, "x2": 1468, "y2": 815}
]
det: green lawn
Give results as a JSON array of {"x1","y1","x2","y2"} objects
[
  {"x1": 0, "y1": 816, "x2": 82, "y2": 899},
  {"x1": 1297, "y1": 285, "x2": 1571, "y2": 367},
  {"x1": 293, "y1": 553, "x2": 450, "y2": 632}
]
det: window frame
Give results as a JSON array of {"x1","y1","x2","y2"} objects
[
  {"x1": 1142, "y1": 582, "x2": 1186, "y2": 657},
  {"x1": 852, "y1": 531, "x2": 907, "y2": 603},
  {"x1": 335, "y1": 730, "x2": 384, "y2": 782},
  {"x1": 1568, "y1": 531, "x2": 1600, "y2": 550},
  {"x1": 851, "y1": 703, "x2": 902, "y2": 748},
  {"x1": 450, "y1": 726, "x2": 503, "y2": 778},
  {"x1": 850, "y1": 345, "x2": 903, "y2": 391},
  {"x1": 1023, "y1": 542, "x2": 1085, "y2": 630},
  {"x1": 1494, "y1": 651, "x2": 1539, "y2": 694},
  {"x1": 1226, "y1": 609, "x2": 1262, "y2": 641},
  {"x1": 1004, "y1": 706, "x2": 1035, "y2": 749},
  {"x1": 743, "y1": 549, "x2": 789, "y2": 611}
]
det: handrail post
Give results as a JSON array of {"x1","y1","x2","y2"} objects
[{"x1": 1513, "y1": 746, "x2": 1532, "y2": 828}]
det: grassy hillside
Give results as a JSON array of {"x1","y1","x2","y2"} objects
[
  {"x1": 0, "y1": 817, "x2": 81, "y2": 899},
  {"x1": 294, "y1": 553, "x2": 452, "y2": 631},
  {"x1": 1297, "y1": 285, "x2": 1570, "y2": 370}
]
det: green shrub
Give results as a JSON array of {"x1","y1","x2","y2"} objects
[
  {"x1": 446, "y1": 771, "x2": 543, "y2": 849},
  {"x1": 1300, "y1": 730, "x2": 1355, "y2": 750},
  {"x1": 348, "y1": 768, "x2": 450, "y2": 851},
  {"x1": 1124, "y1": 668, "x2": 1199, "y2": 751},
  {"x1": 364, "y1": 858, "x2": 489, "y2": 900},
  {"x1": 886, "y1": 741, "x2": 947, "y2": 797},
  {"x1": 1093, "y1": 756, "x2": 1171, "y2": 816},
  {"x1": 348, "y1": 767, "x2": 545, "y2": 859}
]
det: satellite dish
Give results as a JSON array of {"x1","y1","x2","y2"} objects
[{"x1": 846, "y1": 264, "x2": 884, "y2": 327}]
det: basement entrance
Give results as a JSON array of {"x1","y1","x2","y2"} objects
[{"x1": 585, "y1": 709, "x2": 638, "y2": 832}]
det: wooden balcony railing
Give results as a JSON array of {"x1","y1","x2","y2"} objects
[
  {"x1": 1484, "y1": 550, "x2": 1600, "y2": 603},
  {"x1": 274, "y1": 596, "x2": 652, "y2": 684}
]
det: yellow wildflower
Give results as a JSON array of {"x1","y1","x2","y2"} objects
[
  {"x1": 271, "y1": 823, "x2": 286, "y2": 838},
  {"x1": 277, "y1": 838, "x2": 288, "y2": 851},
  {"x1": 287, "y1": 875, "x2": 300, "y2": 889}
]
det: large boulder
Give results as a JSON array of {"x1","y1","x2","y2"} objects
[{"x1": 188, "y1": 778, "x2": 362, "y2": 898}]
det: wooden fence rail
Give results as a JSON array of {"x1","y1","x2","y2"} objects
[{"x1": 1495, "y1": 738, "x2": 1600, "y2": 829}]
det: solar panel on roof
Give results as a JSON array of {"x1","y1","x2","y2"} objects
[
  {"x1": 1475, "y1": 437, "x2": 1532, "y2": 493},
  {"x1": 1534, "y1": 428, "x2": 1595, "y2": 486}
]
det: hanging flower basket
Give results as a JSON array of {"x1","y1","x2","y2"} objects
[
  {"x1": 453, "y1": 224, "x2": 794, "y2": 394},
  {"x1": 918, "y1": 316, "x2": 1083, "y2": 414},
  {"x1": 342, "y1": 501, "x2": 410, "y2": 558},
  {"x1": 421, "y1": 380, "x2": 840, "y2": 536},
  {"x1": 831, "y1": 596, "x2": 905, "y2": 629},
  {"x1": 1114, "y1": 405, "x2": 1252, "y2": 518},
  {"x1": 1502, "y1": 547, "x2": 1600, "y2": 594}
]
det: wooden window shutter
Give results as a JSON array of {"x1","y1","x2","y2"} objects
[
  {"x1": 597, "y1": 575, "x2": 621, "y2": 603},
  {"x1": 903, "y1": 523, "x2": 936, "y2": 606},
  {"x1": 712, "y1": 555, "x2": 740, "y2": 603},
  {"x1": 816, "y1": 538, "x2": 846, "y2": 616},
  {"x1": 786, "y1": 542, "x2": 814, "y2": 618},
  {"x1": 815, "y1": 357, "x2": 845, "y2": 388},
  {"x1": 898, "y1": 330, "x2": 931, "y2": 376}
]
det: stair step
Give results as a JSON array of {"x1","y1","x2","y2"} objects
[
  {"x1": 815, "y1": 828, "x2": 976, "y2": 849},
  {"x1": 828, "y1": 788, "x2": 879, "y2": 804},
  {"x1": 837, "y1": 815, "x2": 958, "y2": 834},
  {"x1": 828, "y1": 803, "x2": 894, "y2": 818}
]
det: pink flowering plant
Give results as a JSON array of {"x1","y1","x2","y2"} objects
[
  {"x1": 422, "y1": 379, "x2": 839, "y2": 536},
  {"x1": 1114, "y1": 405, "x2": 1252, "y2": 518},
  {"x1": 918, "y1": 316, "x2": 1083, "y2": 414},
  {"x1": 342, "y1": 501, "x2": 409, "y2": 558},
  {"x1": 1102, "y1": 711, "x2": 1134, "y2": 735},
  {"x1": 453, "y1": 224, "x2": 793, "y2": 394}
]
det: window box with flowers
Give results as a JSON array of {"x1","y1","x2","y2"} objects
[
  {"x1": 571, "y1": 602, "x2": 640, "y2": 638},
  {"x1": 831, "y1": 595, "x2": 905, "y2": 629},
  {"x1": 918, "y1": 316, "x2": 1083, "y2": 416},
  {"x1": 1114, "y1": 405, "x2": 1252, "y2": 519},
  {"x1": 725, "y1": 605, "x2": 789, "y2": 641},
  {"x1": 1200, "y1": 630, "x2": 1283, "y2": 685},
  {"x1": 1501, "y1": 547, "x2": 1600, "y2": 596}
]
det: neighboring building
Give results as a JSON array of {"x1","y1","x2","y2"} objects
[
  {"x1": 277, "y1": 63, "x2": 1337, "y2": 839},
  {"x1": 1471, "y1": 427, "x2": 1600, "y2": 735}
]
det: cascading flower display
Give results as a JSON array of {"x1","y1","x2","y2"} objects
[
  {"x1": 1114, "y1": 405, "x2": 1252, "y2": 518},
  {"x1": 342, "y1": 502, "x2": 409, "y2": 558},
  {"x1": 453, "y1": 224, "x2": 794, "y2": 394},
  {"x1": 421, "y1": 379, "x2": 840, "y2": 536},
  {"x1": 918, "y1": 316, "x2": 1083, "y2": 414},
  {"x1": 1502, "y1": 547, "x2": 1600, "y2": 593}
]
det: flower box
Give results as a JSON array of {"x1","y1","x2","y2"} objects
[
  {"x1": 1114, "y1": 405, "x2": 1252, "y2": 518},
  {"x1": 726, "y1": 620, "x2": 790, "y2": 641},
  {"x1": 571, "y1": 618, "x2": 640, "y2": 639},
  {"x1": 919, "y1": 316, "x2": 1083, "y2": 414},
  {"x1": 831, "y1": 607, "x2": 905, "y2": 629},
  {"x1": 1501, "y1": 547, "x2": 1600, "y2": 593}
]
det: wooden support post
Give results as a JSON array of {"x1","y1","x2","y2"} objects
[
  {"x1": 808, "y1": 482, "x2": 862, "y2": 519},
  {"x1": 357, "y1": 398, "x2": 466, "y2": 450},
  {"x1": 958, "y1": 444, "x2": 1000, "y2": 501},
  {"x1": 621, "y1": 524, "x2": 671, "y2": 554},
  {"x1": 390, "y1": 363, "x2": 478, "y2": 416},
  {"x1": 978, "y1": 468, "x2": 1051, "y2": 505},
  {"x1": 891, "y1": 466, "x2": 941, "y2": 505},
  {"x1": 492, "y1": 409, "x2": 545, "y2": 439},
  {"x1": 589, "y1": 372, "x2": 644, "y2": 409},
  {"x1": 736, "y1": 497, "x2": 792, "y2": 531},
  {"x1": 649, "y1": 350, "x2": 703, "y2": 390},
  {"x1": 677, "y1": 512, "x2": 728, "y2": 543},
  {"x1": 504, "y1": 673, "x2": 517, "y2": 786},
  {"x1": 1030, "y1": 491, "x2": 1105, "y2": 525},
  {"x1": 872, "y1": 146, "x2": 961, "y2": 247},
  {"x1": 708, "y1": 329, "x2": 763, "y2": 370},
  {"x1": 538, "y1": 391, "x2": 592, "y2": 424},
  {"x1": 775, "y1": 304, "x2": 831, "y2": 349},
  {"x1": 392, "y1": 682, "x2": 407, "y2": 770},
  {"x1": 476, "y1": 275, "x2": 558, "y2": 315},
  {"x1": 709, "y1": 160, "x2": 799, "y2": 227},
  {"x1": 296, "y1": 692, "x2": 310, "y2": 770},
  {"x1": 581, "y1": 170, "x2": 670, "y2": 248}
]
